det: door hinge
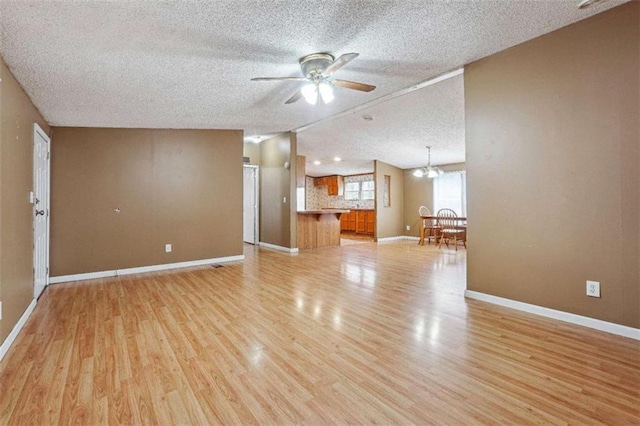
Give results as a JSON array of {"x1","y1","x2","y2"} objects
[{"x1": 47, "y1": 151, "x2": 50, "y2": 160}]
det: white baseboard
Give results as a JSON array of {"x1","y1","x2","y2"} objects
[
  {"x1": 258, "y1": 242, "x2": 299, "y2": 253},
  {"x1": 465, "y1": 290, "x2": 640, "y2": 341},
  {"x1": 377, "y1": 235, "x2": 420, "y2": 242},
  {"x1": 0, "y1": 298, "x2": 37, "y2": 363},
  {"x1": 50, "y1": 255, "x2": 244, "y2": 284}
]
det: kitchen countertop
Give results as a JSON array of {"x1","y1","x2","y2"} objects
[{"x1": 297, "y1": 209, "x2": 350, "y2": 214}]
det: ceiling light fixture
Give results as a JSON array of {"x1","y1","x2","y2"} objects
[
  {"x1": 318, "y1": 82, "x2": 334, "y2": 103},
  {"x1": 413, "y1": 146, "x2": 444, "y2": 178},
  {"x1": 301, "y1": 83, "x2": 318, "y2": 105},
  {"x1": 313, "y1": 160, "x2": 321, "y2": 165},
  {"x1": 334, "y1": 157, "x2": 341, "y2": 162},
  {"x1": 301, "y1": 81, "x2": 335, "y2": 105}
]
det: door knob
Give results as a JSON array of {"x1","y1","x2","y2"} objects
[{"x1": 35, "y1": 210, "x2": 45, "y2": 216}]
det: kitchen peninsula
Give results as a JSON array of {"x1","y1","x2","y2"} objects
[{"x1": 297, "y1": 209, "x2": 350, "y2": 250}]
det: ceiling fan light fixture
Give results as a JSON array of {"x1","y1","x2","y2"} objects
[
  {"x1": 318, "y1": 82, "x2": 334, "y2": 104},
  {"x1": 413, "y1": 168, "x2": 425, "y2": 178},
  {"x1": 251, "y1": 52, "x2": 375, "y2": 105},
  {"x1": 301, "y1": 83, "x2": 318, "y2": 105}
]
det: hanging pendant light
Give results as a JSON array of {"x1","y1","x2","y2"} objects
[{"x1": 413, "y1": 146, "x2": 444, "y2": 178}]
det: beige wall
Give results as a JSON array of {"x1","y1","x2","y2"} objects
[
  {"x1": 50, "y1": 128, "x2": 243, "y2": 276},
  {"x1": 259, "y1": 132, "x2": 297, "y2": 248},
  {"x1": 403, "y1": 163, "x2": 465, "y2": 237},
  {"x1": 465, "y1": 3, "x2": 639, "y2": 328},
  {"x1": 243, "y1": 141, "x2": 261, "y2": 166},
  {"x1": 0, "y1": 57, "x2": 50, "y2": 343},
  {"x1": 375, "y1": 160, "x2": 404, "y2": 239},
  {"x1": 289, "y1": 133, "x2": 298, "y2": 247}
]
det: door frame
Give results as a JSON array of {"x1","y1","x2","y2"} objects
[
  {"x1": 243, "y1": 165, "x2": 260, "y2": 244},
  {"x1": 33, "y1": 123, "x2": 51, "y2": 298}
]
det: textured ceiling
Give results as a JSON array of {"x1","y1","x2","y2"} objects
[
  {"x1": 0, "y1": 0, "x2": 627, "y2": 174},
  {"x1": 301, "y1": 72, "x2": 465, "y2": 176}
]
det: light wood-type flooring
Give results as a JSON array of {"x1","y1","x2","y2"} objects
[{"x1": 1, "y1": 241, "x2": 639, "y2": 424}]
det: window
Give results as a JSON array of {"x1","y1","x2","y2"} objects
[
  {"x1": 361, "y1": 180, "x2": 375, "y2": 200},
  {"x1": 344, "y1": 182, "x2": 360, "y2": 200},
  {"x1": 433, "y1": 171, "x2": 466, "y2": 216},
  {"x1": 344, "y1": 178, "x2": 375, "y2": 200}
]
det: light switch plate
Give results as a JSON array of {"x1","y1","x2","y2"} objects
[{"x1": 165, "y1": 244, "x2": 172, "y2": 253}]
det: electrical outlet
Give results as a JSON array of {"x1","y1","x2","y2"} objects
[
  {"x1": 586, "y1": 280, "x2": 600, "y2": 298},
  {"x1": 406, "y1": 225, "x2": 410, "y2": 231},
  {"x1": 165, "y1": 244, "x2": 172, "y2": 253}
]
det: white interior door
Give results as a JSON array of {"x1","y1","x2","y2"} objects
[
  {"x1": 33, "y1": 124, "x2": 50, "y2": 299},
  {"x1": 243, "y1": 166, "x2": 259, "y2": 244}
]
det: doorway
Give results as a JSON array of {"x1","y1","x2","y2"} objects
[
  {"x1": 243, "y1": 165, "x2": 259, "y2": 244},
  {"x1": 33, "y1": 124, "x2": 51, "y2": 299}
]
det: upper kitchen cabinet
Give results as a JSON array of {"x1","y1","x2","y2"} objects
[{"x1": 314, "y1": 175, "x2": 344, "y2": 196}]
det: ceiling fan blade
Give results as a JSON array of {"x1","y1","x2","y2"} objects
[
  {"x1": 333, "y1": 79, "x2": 376, "y2": 92},
  {"x1": 251, "y1": 77, "x2": 307, "y2": 82},
  {"x1": 323, "y1": 53, "x2": 359, "y2": 76},
  {"x1": 285, "y1": 90, "x2": 304, "y2": 104}
]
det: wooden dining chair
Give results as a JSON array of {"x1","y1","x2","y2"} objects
[
  {"x1": 436, "y1": 208, "x2": 466, "y2": 250},
  {"x1": 418, "y1": 206, "x2": 439, "y2": 245}
]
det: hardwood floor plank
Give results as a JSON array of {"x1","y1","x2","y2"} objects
[{"x1": 0, "y1": 241, "x2": 638, "y2": 424}]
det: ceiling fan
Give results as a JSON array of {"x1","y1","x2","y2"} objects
[{"x1": 251, "y1": 52, "x2": 376, "y2": 105}]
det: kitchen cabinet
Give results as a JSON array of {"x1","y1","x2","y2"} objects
[
  {"x1": 327, "y1": 175, "x2": 344, "y2": 196},
  {"x1": 357, "y1": 210, "x2": 374, "y2": 235},
  {"x1": 341, "y1": 209, "x2": 373, "y2": 235},
  {"x1": 314, "y1": 175, "x2": 344, "y2": 196},
  {"x1": 314, "y1": 177, "x2": 328, "y2": 187},
  {"x1": 340, "y1": 210, "x2": 357, "y2": 232},
  {"x1": 365, "y1": 210, "x2": 375, "y2": 234}
]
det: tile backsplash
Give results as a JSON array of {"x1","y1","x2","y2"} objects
[{"x1": 305, "y1": 174, "x2": 375, "y2": 210}]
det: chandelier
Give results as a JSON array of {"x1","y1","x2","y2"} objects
[{"x1": 413, "y1": 146, "x2": 444, "y2": 178}]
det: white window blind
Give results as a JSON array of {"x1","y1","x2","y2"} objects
[{"x1": 433, "y1": 171, "x2": 466, "y2": 216}]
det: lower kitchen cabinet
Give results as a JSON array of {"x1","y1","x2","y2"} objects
[{"x1": 341, "y1": 210, "x2": 373, "y2": 235}]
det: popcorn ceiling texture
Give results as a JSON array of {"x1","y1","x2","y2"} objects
[
  {"x1": 0, "y1": 0, "x2": 627, "y2": 175},
  {"x1": 302, "y1": 75, "x2": 465, "y2": 176}
]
